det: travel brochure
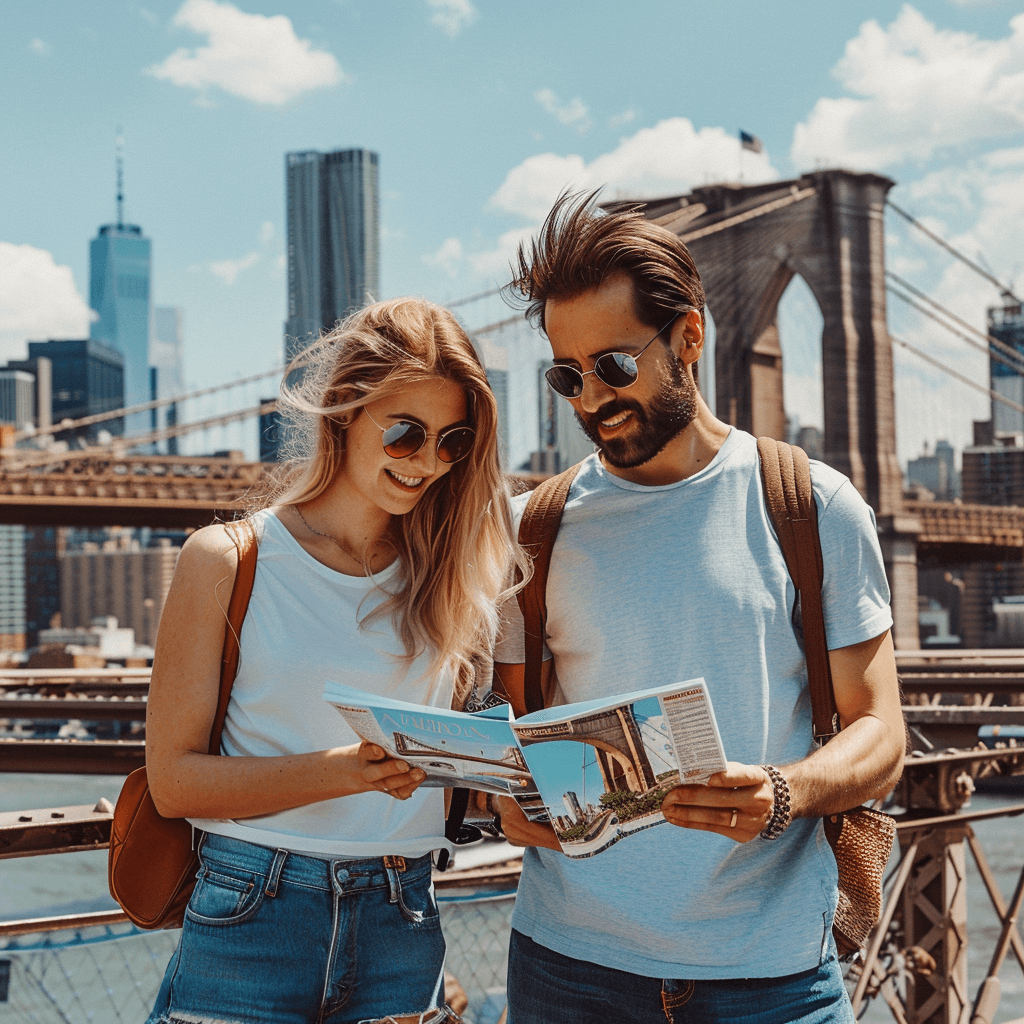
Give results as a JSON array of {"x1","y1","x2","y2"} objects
[{"x1": 323, "y1": 677, "x2": 727, "y2": 859}]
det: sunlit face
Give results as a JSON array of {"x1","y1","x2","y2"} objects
[
  {"x1": 335, "y1": 376, "x2": 470, "y2": 517},
  {"x1": 545, "y1": 274, "x2": 697, "y2": 471}
]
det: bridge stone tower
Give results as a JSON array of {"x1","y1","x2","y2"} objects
[{"x1": 633, "y1": 169, "x2": 919, "y2": 647}]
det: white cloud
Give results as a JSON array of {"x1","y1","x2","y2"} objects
[
  {"x1": 428, "y1": 0, "x2": 476, "y2": 37},
  {"x1": 30, "y1": 38, "x2": 49, "y2": 55},
  {"x1": 491, "y1": 117, "x2": 778, "y2": 222},
  {"x1": 609, "y1": 108, "x2": 637, "y2": 128},
  {"x1": 423, "y1": 237, "x2": 463, "y2": 277},
  {"x1": 468, "y1": 225, "x2": 536, "y2": 279},
  {"x1": 209, "y1": 250, "x2": 260, "y2": 284},
  {"x1": 204, "y1": 220, "x2": 282, "y2": 284},
  {"x1": 791, "y1": 6, "x2": 1024, "y2": 170},
  {"x1": 0, "y1": 243, "x2": 94, "y2": 363},
  {"x1": 147, "y1": 0, "x2": 345, "y2": 106},
  {"x1": 534, "y1": 88, "x2": 592, "y2": 133}
]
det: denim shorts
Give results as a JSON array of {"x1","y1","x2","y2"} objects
[
  {"x1": 148, "y1": 831, "x2": 459, "y2": 1024},
  {"x1": 507, "y1": 929, "x2": 854, "y2": 1024}
]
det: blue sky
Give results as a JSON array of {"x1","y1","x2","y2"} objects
[{"x1": 2, "y1": 0, "x2": 1023, "y2": 465}]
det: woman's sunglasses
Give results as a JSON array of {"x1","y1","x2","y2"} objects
[
  {"x1": 363, "y1": 408, "x2": 476, "y2": 464},
  {"x1": 544, "y1": 312, "x2": 684, "y2": 399}
]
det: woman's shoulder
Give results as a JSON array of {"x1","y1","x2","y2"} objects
[{"x1": 176, "y1": 522, "x2": 247, "y2": 581}]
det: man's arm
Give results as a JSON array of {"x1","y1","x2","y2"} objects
[
  {"x1": 491, "y1": 660, "x2": 563, "y2": 851},
  {"x1": 661, "y1": 629, "x2": 905, "y2": 842}
]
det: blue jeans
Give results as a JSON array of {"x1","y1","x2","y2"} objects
[
  {"x1": 148, "y1": 832, "x2": 459, "y2": 1024},
  {"x1": 507, "y1": 930, "x2": 853, "y2": 1024}
]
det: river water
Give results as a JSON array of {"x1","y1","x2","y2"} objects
[{"x1": 2, "y1": 775, "x2": 1024, "y2": 1022}]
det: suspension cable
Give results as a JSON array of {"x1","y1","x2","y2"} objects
[
  {"x1": 892, "y1": 333, "x2": 1024, "y2": 417},
  {"x1": 886, "y1": 278, "x2": 1024, "y2": 377},
  {"x1": 886, "y1": 200, "x2": 1022, "y2": 306}
]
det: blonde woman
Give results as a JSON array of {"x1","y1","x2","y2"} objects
[{"x1": 144, "y1": 298, "x2": 525, "y2": 1024}]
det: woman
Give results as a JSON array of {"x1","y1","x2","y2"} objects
[{"x1": 145, "y1": 298, "x2": 526, "y2": 1024}]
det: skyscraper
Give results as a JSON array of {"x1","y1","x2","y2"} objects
[
  {"x1": 990, "y1": 299, "x2": 1024, "y2": 438},
  {"x1": 284, "y1": 148, "x2": 380, "y2": 362},
  {"x1": 0, "y1": 370, "x2": 35, "y2": 430},
  {"x1": 152, "y1": 306, "x2": 185, "y2": 454},
  {"x1": 28, "y1": 339, "x2": 124, "y2": 443},
  {"x1": 89, "y1": 145, "x2": 152, "y2": 436}
]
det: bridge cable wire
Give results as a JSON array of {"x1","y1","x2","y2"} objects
[
  {"x1": 12, "y1": 365, "x2": 287, "y2": 444},
  {"x1": 886, "y1": 277, "x2": 1024, "y2": 377},
  {"x1": 4, "y1": 402, "x2": 283, "y2": 468},
  {"x1": 891, "y1": 333, "x2": 1024, "y2": 418},
  {"x1": 886, "y1": 199, "x2": 1022, "y2": 306}
]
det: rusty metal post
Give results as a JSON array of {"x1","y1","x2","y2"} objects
[{"x1": 901, "y1": 824, "x2": 970, "y2": 1024}]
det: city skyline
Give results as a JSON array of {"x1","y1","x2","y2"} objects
[{"x1": 2, "y1": 2, "x2": 1023, "y2": 465}]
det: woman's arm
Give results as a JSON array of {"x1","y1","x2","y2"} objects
[{"x1": 145, "y1": 524, "x2": 424, "y2": 820}]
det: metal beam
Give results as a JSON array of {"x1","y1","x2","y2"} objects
[
  {"x1": 0, "y1": 802, "x2": 114, "y2": 859},
  {"x1": 0, "y1": 738, "x2": 144, "y2": 774}
]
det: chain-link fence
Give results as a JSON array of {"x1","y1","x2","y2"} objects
[{"x1": 0, "y1": 887, "x2": 515, "y2": 1024}]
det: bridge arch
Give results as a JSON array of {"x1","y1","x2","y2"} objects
[{"x1": 516, "y1": 706, "x2": 660, "y2": 797}]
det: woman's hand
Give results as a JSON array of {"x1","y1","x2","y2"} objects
[
  {"x1": 495, "y1": 795, "x2": 563, "y2": 852},
  {"x1": 344, "y1": 740, "x2": 427, "y2": 800}
]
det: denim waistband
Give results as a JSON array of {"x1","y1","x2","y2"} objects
[{"x1": 197, "y1": 830, "x2": 433, "y2": 895}]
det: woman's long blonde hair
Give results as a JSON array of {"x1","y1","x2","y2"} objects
[{"x1": 265, "y1": 297, "x2": 528, "y2": 704}]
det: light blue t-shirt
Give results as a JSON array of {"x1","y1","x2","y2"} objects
[{"x1": 493, "y1": 429, "x2": 893, "y2": 979}]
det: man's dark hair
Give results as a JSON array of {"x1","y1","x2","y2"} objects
[{"x1": 507, "y1": 188, "x2": 706, "y2": 335}]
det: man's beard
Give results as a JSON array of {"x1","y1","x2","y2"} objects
[{"x1": 574, "y1": 355, "x2": 698, "y2": 469}]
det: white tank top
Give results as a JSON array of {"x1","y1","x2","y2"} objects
[{"x1": 190, "y1": 509, "x2": 455, "y2": 858}]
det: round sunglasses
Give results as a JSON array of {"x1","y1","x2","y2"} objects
[
  {"x1": 362, "y1": 408, "x2": 476, "y2": 464},
  {"x1": 544, "y1": 312, "x2": 684, "y2": 399}
]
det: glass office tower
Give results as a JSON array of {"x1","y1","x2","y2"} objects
[
  {"x1": 284, "y1": 148, "x2": 380, "y2": 363},
  {"x1": 89, "y1": 222, "x2": 152, "y2": 436}
]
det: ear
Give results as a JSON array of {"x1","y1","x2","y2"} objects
[{"x1": 668, "y1": 309, "x2": 704, "y2": 368}]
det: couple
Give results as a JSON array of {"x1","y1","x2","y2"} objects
[{"x1": 143, "y1": 192, "x2": 904, "y2": 1024}]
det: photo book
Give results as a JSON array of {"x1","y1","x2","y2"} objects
[{"x1": 323, "y1": 677, "x2": 727, "y2": 859}]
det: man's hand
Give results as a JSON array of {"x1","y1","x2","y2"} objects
[
  {"x1": 661, "y1": 762, "x2": 774, "y2": 843},
  {"x1": 495, "y1": 795, "x2": 563, "y2": 851}
]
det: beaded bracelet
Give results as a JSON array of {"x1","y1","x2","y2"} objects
[{"x1": 759, "y1": 764, "x2": 792, "y2": 840}]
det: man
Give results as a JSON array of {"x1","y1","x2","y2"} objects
[{"x1": 490, "y1": 191, "x2": 905, "y2": 1024}]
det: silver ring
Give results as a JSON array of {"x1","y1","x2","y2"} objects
[{"x1": 729, "y1": 809, "x2": 738, "y2": 829}]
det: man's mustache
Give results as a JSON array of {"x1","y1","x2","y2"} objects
[{"x1": 581, "y1": 398, "x2": 647, "y2": 427}]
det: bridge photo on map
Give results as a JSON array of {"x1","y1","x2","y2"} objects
[{"x1": 513, "y1": 687, "x2": 727, "y2": 859}]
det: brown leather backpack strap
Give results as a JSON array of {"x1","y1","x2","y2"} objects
[
  {"x1": 516, "y1": 463, "x2": 583, "y2": 714},
  {"x1": 756, "y1": 438, "x2": 838, "y2": 743},
  {"x1": 209, "y1": 518, "x2": 259, "y2": 755}
]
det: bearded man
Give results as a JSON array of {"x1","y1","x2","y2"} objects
[{"x1": 490, "y1": 191, "x2": 905, "y2": 1024}]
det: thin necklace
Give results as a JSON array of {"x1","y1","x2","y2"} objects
[{"x1": 293, "y1": 505, "x2": 370, "y2": 567}]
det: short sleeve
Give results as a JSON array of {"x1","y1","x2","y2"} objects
[{"x1": 816, "y1": 477, "x2": 893, "y2": 650}]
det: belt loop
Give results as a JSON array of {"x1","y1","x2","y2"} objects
[
  {"x1": 384, "y1": 864, "x2": 400, "y2": 904},
  {"x1": 264, "y1": 848, "x2": 288, "y2": 897}
]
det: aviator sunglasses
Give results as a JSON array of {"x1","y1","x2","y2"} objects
[
  {"x1": 544, "y1": 311, "x2": 685, "y2": 399},
  {"x1": 362, "y1": 408, "x2": 476, "y2": 464}
]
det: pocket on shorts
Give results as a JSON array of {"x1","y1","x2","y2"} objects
[{"x1": 185, "y1": 864, "x2": 265, "y2": 926}]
